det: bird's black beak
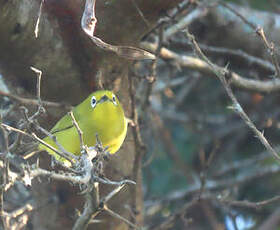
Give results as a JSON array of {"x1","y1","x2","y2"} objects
[{"x1": 98, "y1": 95, "x2": 109, "y2": 104}]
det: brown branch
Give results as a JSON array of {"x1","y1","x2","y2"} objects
[
  {"x1": 164, "y1": 6, "x2": 208, "y2": 41},
  {"x1": 0, "y1": 90, "x2": 72, "y2": 109},
  {"x1": 142, "y1": 25, "x2": 163, "y2": 110},
  {"x1": 129, "y1": 66, "x2": 146, "y2": 225},
  {"x1": 1, "y1": 123, "x2": 76, "y2": 165},
  {"x1": 256, "y1": 27, "x2": 280, "y2": 78},
  {"x1": 34, "y1": 0, "x2": 44, "y2": 38},
  {"x1": 219, "y1": 195, "x2": 280, "y2": 210},
  {"x1": 73, "y1": 181, "x2": 136, "y2": 230},
  {"x1": 81, "y1": 0, "x2": 155, "y2": 60},
  {"x1": 184, "y1": 28, "x2": 280, "y2": 162},
  {"x1": 141, "y1": 42, "x2": 280, "y2": 93},
  {"x1": 214, "y1": 146, "x2": 280, "y2": 178},
  {"x1": 150, "y1": 198, "x2": 199, "y2": 230},
  {"x1": 185, "y1": 41, "x2": 275, "y2": 73},
  {"x1": 131, "y1": 0, "x2": 149, "y2": 28},
  {"x1": 220, "y1": 2, "x2": 280, "y2": 78},
  {"x1": 104, "y1": 205, "x2": 140, "y2": 230},
  {"x1": 73, "y1": 184, "x2": 100, "y2": 230},
  {"x1": 69, "y1": 111, "x2": 84, "y2": 152}
]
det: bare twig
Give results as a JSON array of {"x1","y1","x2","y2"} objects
[
  {"x1": 30, "y1": 66, "x2": 45, "y2": 120},
  {"x1": 81, "y1": 0, "x2": 155, "y2": 60},
  {"x1": 198, "y1": 142, "x2": 219, "y2": 200},
  {"x1": 1, "y1": 123, "x2": 76, "y2": 164},
  {"x1": 213, "y1": 146, "x2": 280, "y2": 178},
  {"x1": 256, "y1": 27, "x2": 280, "y2": 78},
  {"x1": 104, "y1": 205, "x2": 140, "y2": 229},
  {"x1": 34, "y1": 0, "x2": 44, "y2": 38},
  {"x1": 73, "y1": 180, "x2": 136, "y2": 230},
  {"x1": 69, "y1": 111, "x2": 84, "y2": 151},
  {"x1": 184, "y1": 28, "x2": 280, "y2": 162},
  {"x1": 141, "y1": 42, "x2": 280, "y2": 93},
  {"x1": 4, "y1": 203, "x2": 33, "y2": 219},
  {"x1": 30, "y1": 67, "x2": 42, "y2": 106},
  {"x1": 164, "y1": 6, "x2": 207, "y2": 41},
  {"x1": 218, "y1": 195, "x2": 280, "y2": 210},
  {"x1": 129, "y1": 66, "x2": 146, "y2": 224},
  {"x1": 0, "y1": 90, "x2": 71, "y2": 109},
  {"x1": 73, "y1": 184, "x2": 100, "y2": 230},
  {"x1": 2, "y1": 202, "x2": 33, "y2": 230},
  {"x1": 142, "y1": 25, "x2": 163, "y2": 110},
  {"x1": 220, "y1": 2, "x2": 280, "y2": 78},
  {"x1": 0, "y1": 126, "x2": 9, "y2": 229},
  {"x1": 151, "y1": 198, "x2": 199, "y2": 230},
  {"x1": 171, "y1": 40, "x2": 275, "y2": 73},
  {"x1": 131, "y1": 0, "x2": 149, "y2": 28},
  {"x1": 141, "y1": 0, "x2": 197, "y2": 41}
]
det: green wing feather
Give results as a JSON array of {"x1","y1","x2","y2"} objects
[
  {"x1": 50, "y1": 113, "x2": 73, "y2": 134},
  {"x1": 39, "y1": 109, "x2": 81, "y2": 166},
  {"x1": 50, "y1": 108, "x2": 80, "y2": 134}
]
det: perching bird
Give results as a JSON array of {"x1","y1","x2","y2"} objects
[{"x1": 39, "y1": 90, "x2": 127, "y2": 166}]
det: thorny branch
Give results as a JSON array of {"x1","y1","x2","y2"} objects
[
  {"x1": 2, "y1": 0, "x2": 280, "y2": 229},
  {"x1": 140, "y1": 3, "x2": 280, "y2": 228},
  {"x1": 0, "y1": 67, "x2": 137, "y2": 230},
  {"x1": 184, "y1": 28, "x2": 280, "y2": 162},
  {"x1": 220, "y1": 1, "x2": 280, "y2": 78}
]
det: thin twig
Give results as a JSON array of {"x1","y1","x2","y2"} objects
[
  {"x1": 1, "y1": 123, "x2": 76, "y2": 164},
  {"x1": 0, "y1": 126, "x2": 8, "y2": 229},
  {"x1": 30, "y1": 67, "x2": 42, "y2": 106},
  {"x1": 141, "y1": 42, "x2": 280, "y2": 93},
  {"x1": 69, "y1": 111, "x2": 84, "y2": 151},
  {"x1": 81, "y1": 0, "x2": 155, "y2": 60},
  {"x1": 0, "y1": 90, "x2": 71, "y2": 109},
  {"x1": 256, "y1": 27, "x2": 280, "y2": 78},
  {"x1": 131, "y1": 0, "x2": 149, "y2": 28},
  {"x1": 129, "y1": 65, "x2": 146, "y2": 224},
  {"x1": 220, "y1": 2, "x2": 280, "y2": 78},
  {"x1": 73, "y1": 180, "x2": 135, "y2": 230},
  {"x1": 218, "y1": 195, "x2": 280, "y2": 210},
  {"x1": 30, "y1": 66, "x2": 45, "y2": 120},
  {"x1": 141, "y1": 0, "x2": 197, "y2": 41},
  {"x1": 151, "y1": 198, "x2": 199, "y2": 230},
  {"x1": 164, "y1": 6, "x2": 207, "y2": 41},
  {"x1": 184, "y1": 28, "x2": 280, "y2": 162},
  {"x1": 32, "y1": 133, "x2": 76, "y2": 164},
  {"x1": 213, "y1": 146, "x2": 280, "y2": 178},
  {"x1": 104, "y1": 205, "x2": 140, "y2": 230},
  {"x1": 142, "y1": 25, "x2": 163, "y2": 110},
  {"x1": 34, "y1": 0, "x2": 45, "y2": 38},
  {"x1": 171, "y1": 40, "x2": 275, "y2": 73}
]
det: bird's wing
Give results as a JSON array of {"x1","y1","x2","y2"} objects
[{"x1": 50, "y1": 111, "x2": 77, "y2": 134}]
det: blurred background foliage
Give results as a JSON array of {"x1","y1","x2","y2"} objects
[{"x1": 141, "y1": 0, "x2": 280, "y2": 229}]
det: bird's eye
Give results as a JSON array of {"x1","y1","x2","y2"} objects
[
  {"x1": 112, "y1": 95, "x2": 117, "y2": 106},
  {"x1": 91, "y1": 96, "x2": 97, "y2": 108}
]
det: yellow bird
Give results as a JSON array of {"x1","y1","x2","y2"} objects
[{"x1": 39, "y1": 90, "x2": 127, "y2": 165}]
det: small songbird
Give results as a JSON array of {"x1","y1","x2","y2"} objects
[{"x1": 39, "y1": 90, "x2": 127, "y2": 166}]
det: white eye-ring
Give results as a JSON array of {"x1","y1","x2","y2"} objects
[
  {"x1": 112, "y1": 95, "x2": 117, "y2": 106},
  {"x1": 91, "y1": 96, "x2": 97, "y2": 108}
]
